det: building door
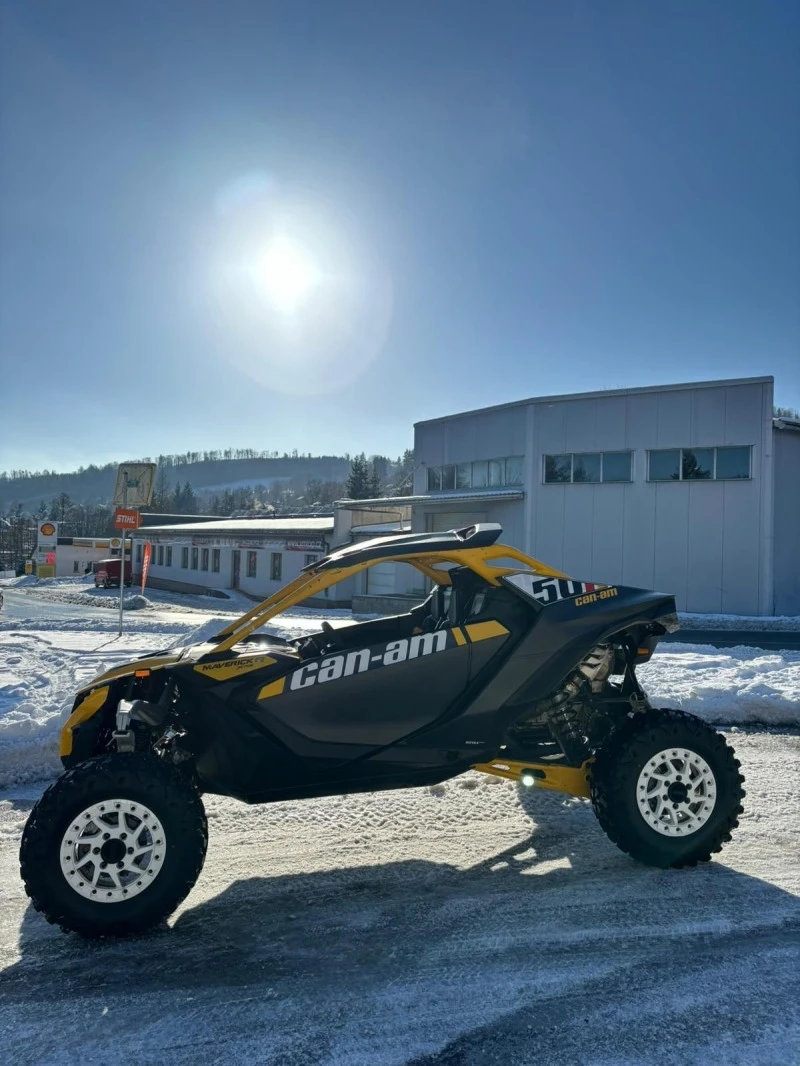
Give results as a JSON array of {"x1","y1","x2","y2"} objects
[{"x1": 231, "y1": 550, "x2": 241, "y2": 589}]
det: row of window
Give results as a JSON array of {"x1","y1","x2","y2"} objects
[
  {"x1": 544, "y1": 451, "x2": 632, "y2": 484},
  {"x1": 137, "y1": 544, "x2": 320, "y2": 582},
  {"x1": 427, "y1": 456, "x2": 524, "y2": 493},
  {"x1": 541, "y1": 446, "x2": 751, "y2": 484}
]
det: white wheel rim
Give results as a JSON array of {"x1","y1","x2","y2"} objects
[
  {"x1": 60, "y1": 799, "x2": 166, "y2": 903},
  {"x1": 636, "y1": 747, "x2": 717, "y2": 837}
]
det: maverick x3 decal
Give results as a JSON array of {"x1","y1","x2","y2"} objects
[
  {"x1": 503, "y1": 573, "x2": 609, "y2": 606},
  {"x1": 257, "y1": 622, "x2": 509, "y2": 700}
]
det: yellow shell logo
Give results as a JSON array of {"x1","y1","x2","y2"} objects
[{"x1": 40, "y1": 522, "x2": 56, "y2": 536}]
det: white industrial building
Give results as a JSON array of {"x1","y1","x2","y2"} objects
[{"x1": 401, "y1": 375, "x2": 798, "y2": 617}]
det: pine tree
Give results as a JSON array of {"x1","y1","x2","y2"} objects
[
  {"x1": 152, "y1": 467, "x2": 172, "y2": 513},
  {"x1": 346, "y1": 454, "x2": 371, "y2": 499},
  {"x1": 366, "y1": 460, "x2": 382, "y2": 499}
]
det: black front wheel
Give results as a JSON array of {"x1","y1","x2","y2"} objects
[
  {"x1": 590, "y1": 709, "x2": 745, "y2": 868},
  {"x1": 20, "y1": 754, "x2": 207, "y2": 938}
]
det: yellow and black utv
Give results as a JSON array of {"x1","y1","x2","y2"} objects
[{"x1": 20, "y1": 524, "x2": 744, "y2": 937}]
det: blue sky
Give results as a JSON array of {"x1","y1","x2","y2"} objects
[{"x1": 1, "y1": 0, "x2": 798, "y2": 472}]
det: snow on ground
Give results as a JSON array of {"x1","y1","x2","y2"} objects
[
  {"x1": 639, "y1": 643, "x2": 800, "y2": 727},
  {"x1": 0, "y1": 603, "x2": 363, "y2": 788},
  {"x1": 1, "y1": 592, "x2": 799, "y2": 788},
  {"x1": 0, "y1": 732, "x2": 797, "y2": 1065}
]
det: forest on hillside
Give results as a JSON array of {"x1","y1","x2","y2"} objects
[{"x1": 0, "y1": 449, "x2": 415, "y2": 570}]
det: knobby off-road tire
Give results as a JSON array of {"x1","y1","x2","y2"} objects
[
  {"x1": 20, "y1": 753, "x2": 207, "y2": 938},
  {"x1": 590, "y1": 708, "x2": 745, "y2": 868}
]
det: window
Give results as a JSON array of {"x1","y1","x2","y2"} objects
[
  {"x1": 682, "y1": 448, "x2": 713, "y2": 480},
  {"x1": 488, "y1": 459, "x2": 505, "y2": 486},
  {"x1": 715, "y1": 446, "x2": 751, "y2": 480},
  {"x1": 648, "y1": 446, "x2": 751, "y2": 482},
  {"x1": 157, "y1": 545, "x2": 164, "y2": 566},
  {"x1": 505, "y1": 456, "x2": 523, "y2": 485},
  {"x1": 211, "y1": 549, "x2": 220, "y2": 572},
  {"x1": 191, "y1": 547, "x2": 198, "y2": 570},
  {"x1": 270, "y1": 552, "x2": 282, "y2": 581},
  {"x1": 136, "y1": 543, "x2": 143, "y2": 564},
  {"x1": 201, "y1": 548, "x2": 209, "y2": 571},
  {"x1": 166, "y1": 547, "x2": 172, "y2": 567},
  {"x1": 304, "y1": 553, "x2": 319, "y2": 567},
  {"x1": 649, "y1": 449, "x2": 680, "y2": 481},
  {"x1": 572, "y1": 454, "x2": 600, "y2": 483},
  {"x1": 426, "y1": 455, "x2": 526, "y2": 492},
  {"x1": 602, "y1": 452, "x2": 632, "y2": 483},
  {"x1": 544, "y1": 452, "x2": 633, "y2": 484},
  {"x1": 73, "y1": 560, "x2": 80, "y2": 573},
  {"x1": 471, "y1": 460, "x2": 488, "y2": 488},
  {"x1": 181, "y1": 547, "x2": 189, "y2": 569},
  {"x1": 247, "y1": 551, "x2": 258, "y2": 578},
  {"x1": 544, "y1": 454, "x2": 572, "y2": 483}
]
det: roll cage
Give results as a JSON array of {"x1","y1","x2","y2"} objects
[{"x1": 209, "y1": 523, "x2": 567, "y2": 654}]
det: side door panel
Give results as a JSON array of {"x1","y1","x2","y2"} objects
[{"x1": 249, "y1": 629, "x2": 472, "y2": 748}]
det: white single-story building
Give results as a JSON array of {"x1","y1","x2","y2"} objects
[{"x1": 133, "y1": 516, "x2": 335, "y2": 602}]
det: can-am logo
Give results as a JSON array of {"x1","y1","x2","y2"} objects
[{"x1": 289, "y1": 630, "x2": 448, "y2": 691}]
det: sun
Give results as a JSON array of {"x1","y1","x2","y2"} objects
[{"x1": 258, "y1": 236, "x2": 320, "y2": 312}]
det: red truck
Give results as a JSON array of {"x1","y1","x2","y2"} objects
[{"x1": 94, "y1": 558, "x2": 133, "y2": 588}]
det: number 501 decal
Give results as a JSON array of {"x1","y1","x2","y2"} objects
[{"x1": 503, "y1": 573, "x2": 608, "y2": 606}]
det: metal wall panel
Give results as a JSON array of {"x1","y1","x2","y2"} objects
[
  {"x1": 685, "y1": 482, "x2": 724, "y2": 613},
  {"x1": 720, "y1": 482, "x2": 761, "y2": 614},
  {"x1": 653, "y1": 484, "x2": 689, "y2": 604},
  {"x1": 590, "y1": 484, "x2": 625, "y2": 585},
  {"x1": 414, "y1": 379, "x2": 775, "y2": 613}
]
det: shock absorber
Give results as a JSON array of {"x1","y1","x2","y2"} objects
[
  {"x1": 544, "y1": 645, "x2": 616, "y2": 763},
  {"x1": 544, "y1": 686, "x2": 590, "y2": 763}
]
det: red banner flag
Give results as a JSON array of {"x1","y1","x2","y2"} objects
[{"x1": 141, "y1": 542, "x2": 151, "y2": 594}]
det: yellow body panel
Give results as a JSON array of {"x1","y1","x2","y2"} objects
[
  {"x1": 60, "y1": 686, "x2": 110, "y2": 757},
  {"x1": 473, "y1": 758, "x2": 591, "y2": 799},
  {"x1": 464, "y1": 620, "x2": 510, "y2": 643},
  {"x1": 258, "y1": 677, "x2": 286, "y2": 700}
]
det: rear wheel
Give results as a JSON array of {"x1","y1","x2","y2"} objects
[
  {"x1": 20, "y1": 754, "x2": 207, "y2": 938},
  {"x1": 590, "y1": 709, "x2": 745, "y2": 868}
]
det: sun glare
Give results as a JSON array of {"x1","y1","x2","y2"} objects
[{"x1": 258, "y1": 236, "x2": 320, "y2": 312}]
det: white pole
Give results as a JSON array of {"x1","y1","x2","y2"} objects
[{"x1": 118, "y1": 469, "x2": 127, "y2": 637}]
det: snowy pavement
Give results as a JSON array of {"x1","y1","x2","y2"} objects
[
  {"x1": 0, "y1": 732, "x2": 798, "y2": 1065},
  {"x1": 0, "y1": 586, "x2": 798, "y2": 1064}
]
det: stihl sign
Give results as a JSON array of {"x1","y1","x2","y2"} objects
[{"x1": 113, "y1": 508, "x2": 141, "y2": 530}]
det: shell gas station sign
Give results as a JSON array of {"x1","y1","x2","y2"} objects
[{"x1": 36, "y1": 521, "x2": 58, "y2": 578}]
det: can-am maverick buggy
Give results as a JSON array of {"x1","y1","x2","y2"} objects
[{"x1": 20, "y1": 524, "x2": 744, "y2": 937}]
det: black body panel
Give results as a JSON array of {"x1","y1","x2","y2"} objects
[{"x1": 173, "y1": 577, "x2": 677, "y2": 803}]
